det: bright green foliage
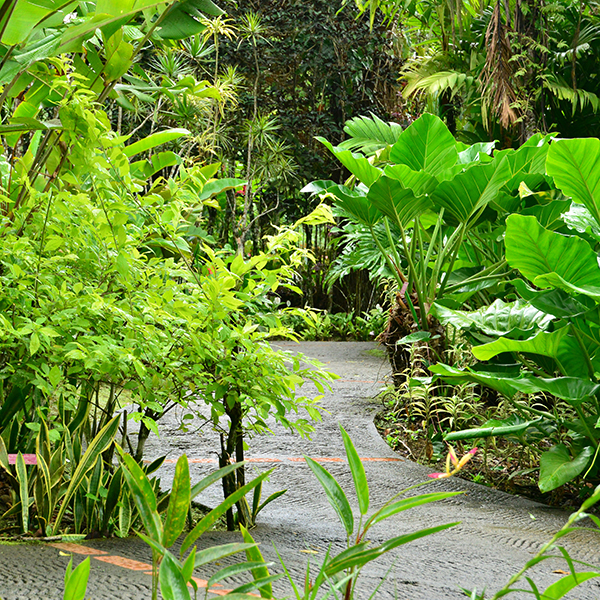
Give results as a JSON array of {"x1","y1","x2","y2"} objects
[{"x1": 430, "y1": 134, "x2": 600, "y2": 492}]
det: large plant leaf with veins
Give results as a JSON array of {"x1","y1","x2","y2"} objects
[{"x1": 389, "y1": 113, "x2": 458, "y2": 177}]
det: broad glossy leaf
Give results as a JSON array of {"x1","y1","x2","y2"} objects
[
  {"x1": 457, "y1": 141, "x2": 496, "y2": 165},
  {"x1": 53, "y1": 416, "x2": 120, "y2": 534},
  {"x1": 300, "y1": 179, "x2": 337, "y2": 196},
  {"x1": 367, "y1": 176, "x2": 431, "y2": 228},
  {"x1": 339, "y1": 425, "x2": 369, "y2": 515},
  {"x1": 339, "y1": 113, "x2": 403, "y2": 155},
  {"x1": 539, "y1": 444, "x2": 594, "y2": 493},
  {"x1": 503, "y1": 142, "x2": 549, "y2": 192},
  {"x1": 318, "y1": 138, "x2": 382, "y2": 187},
  {"x1": 390, "y1": 113, "x2": 458, "y2": 177},
  {"x1": 505, "y1": 214, "x2": 600, "y2": 288},
  {"x1": 547, "y1": 138, "x2": 600, "y2": 226},
  {"x1": 431, "y1": 159, "x2": 511, "y2": 224},
  {"x1": 432, "y1": 299, "x2": 554, "y2": 340},
  {"x1": 521, "y1": 198, "x2": 571, "y2": 231},
  {"x1": 124, "y1": 128, "x2": 190, "y2": 158},
  {"x1": 305, "y1": 456, "x2": 353, "y2": 535},
  {"x1": 528, "y1": 288, "x2": 595, "y2": 319},
  {"x1": 383, "y1": 164, "x2": 438, "y2": 196},
  {"x1": 472, "y1": 326, "x2": 568, "y2": 363},
  {"x1": 326, "y1": 184, "x2": 382, "y2": 226},
  {"x1": 562, "y1": 202, "x2": 600, "y2": 242},
  {"x1": 163, "y1": 455, "x2": 190, "y2": 548}
]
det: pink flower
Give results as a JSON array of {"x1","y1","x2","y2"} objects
[{"x1": 429, "y1": 446, "x2": 478, "y2": 479}]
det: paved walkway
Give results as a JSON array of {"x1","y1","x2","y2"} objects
[{"x1": 1, "y1": 342, "x2": 600, "y2": 599}]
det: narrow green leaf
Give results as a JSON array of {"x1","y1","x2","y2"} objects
[
  {"x1": 53, "y1": 416, "x2": 119, "y2": 534},
  {"x1": 305, "y1": 456, "x2": 353, "y2": 536},
  {"x1": 15, "y1": 453, "x2": 29, "y2": 533},
  {"x1": 372, "y1": 492, "x2": 462, "y2": 523},
  {"x1": 163, "y1": 455, "x2": 190, "y2": 547},
  {"x1": 159, "y1": 552, "x2": 191, "y2": 600},
  {"x1": 208, "y1": 561, "x2": 271, "y2": 587},
  {"x1": 339, "y1": 425, "x2": 369, "y2": 515},
  {"x1": 541, "y1": 571, "x2": 600, "y2": 599},
  {"x1": 123, "y1": 128, "x2": 190, "y2": 158},
  {"x1": 63, "y1": 557, "x2": 90, "y2": 600},
  {"x1": 190, "y1": 461, "x2": 246, "y2": 499},
  {"x1": 116, "y1": 447, "x2": 163, "y2": 543},
  {"x1": 194, "y1": 542, "x2": 257, "y2": 568},
  {"x1": 240, "y1": 524, "x2": 272, "y2": 599},
  {"x1": 181, "y1": 469, "x2": 273, "y2": 555}
]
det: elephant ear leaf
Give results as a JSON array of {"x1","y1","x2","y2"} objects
[
  {"x1": 367, "y1": 176, "x2": 431, "y2": 229},
  {"x1": 547, "y1": 138, "x2": 600, "y2": 227},
  {"x1": 390, "y1": 113, "x2": 457, "y2": 177},
  {"x1": 539, "y1": 444, "x2": 593, "y2": 493},
  {"x1": 318, "y1": 138, "x2": 382, "y2": 187},
  {"x1": 326, "y1": 185, "x2": 382, "y2": 226},
  {"x1": 505, "y1": 214, "x2": 600, "y2": 295}
]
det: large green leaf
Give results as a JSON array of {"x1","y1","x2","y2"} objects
[
  {"x1": 429, "y1": 363, "x2": 600, "y2": 404},
  {"x1": 389, "y1": 113, "x2": 457, "y2": 177},
  {"x1": 505, "y1": 214, "x2": 600, "y2": 289},
  {"x1": 339, "y1": 425, "x2": 369, "y2": 515},
  {"x1": 547, "y1": 138, "x2": 600, "y2": 226},
  {"x1": 367, "y1": 176, "x2": 431, "y2": 229},
  {"x1": 432, "y1": 299, "x2": 554, "y2": 340},
  {"x1": 305, "y1": 456, "x2": 353, "y2": 536},
  {"x1": 383, "y1": 164, "x2": 438, "y2": 195},
  {"x1": 444, "y1": 418, "x2": 543, "y2": 442},
  {"x1": 562, "y1": 203, "x2": 600, "y2": 242},
  {"x1": 431, "y1": 159, "x2": 511, "y2": 224},
  {"x1": 53, "y1": 416, "x2": 120, "y2": 534},
  {"x1": 539, "y1": 444, "x2": 594, "y2": 493},
  {"x1": 158, "y1": 0, "x2": 224, "y2": 39},
  {"x1": 338, "y1": 113, "x2": 403, "y2": 155},
  {"x1": 326, "y1": 185, "x2": 382, "y2": 226},
  {"x1": 318, "y1": 138, "x2": 382, "y2": 187}
]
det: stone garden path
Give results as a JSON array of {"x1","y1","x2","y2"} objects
[{"x1": 1, "y1": 342, "x2": 600, "y2": 599}]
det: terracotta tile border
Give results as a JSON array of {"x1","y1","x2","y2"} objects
[
  {"x1": 50, "y1": 542, "x2": 231, "y2": 596},
  {"x1": 159, "y1": 456, "x2": 403, "y2": 465}
]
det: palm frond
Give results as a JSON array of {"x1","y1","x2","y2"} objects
[
  {"x1": 404, "y1": 69, "x2": 477, "y2": 99},
  {"x1": 545, "y1": 74, "x2": 600, "y2": 115}
]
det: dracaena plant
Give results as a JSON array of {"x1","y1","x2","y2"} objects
[
  {"x1": 426, "y1": 136, "x2": 600, "y2": 494},
  {"x1": 308, "y1": 113, "x2": 552, "y2": 380}
]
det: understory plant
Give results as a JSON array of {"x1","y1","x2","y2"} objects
[
  {"x1": 425, "y1": 136, "x2": 600, "y2": 494},
  {"x1": 309, "y1": 112, "x2": 552, "y2": 380}
]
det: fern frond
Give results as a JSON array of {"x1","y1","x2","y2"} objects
[{"x1": 338, "y1": 113, "x2": 403, "y2": 155}]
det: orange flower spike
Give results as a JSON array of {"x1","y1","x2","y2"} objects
[
  {"x1": 457, "y1": 447, "x2": 478, "y2": 470},
  {"x1": 448, "y1": 445, "x2": 459, "y2": 468}
]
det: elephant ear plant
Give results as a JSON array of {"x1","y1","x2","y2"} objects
[
  {"x1": 308, "y1": 113, "x2": 552, "y2": 382},
  {"x1": 426, "y1": 135, "x2": 600, "y2": 494}
]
